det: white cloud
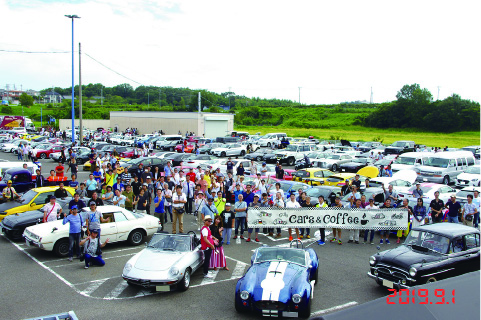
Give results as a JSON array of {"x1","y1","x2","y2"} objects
[{"x1": 0, "y1": 0, "x2": 480, "y2": 104}]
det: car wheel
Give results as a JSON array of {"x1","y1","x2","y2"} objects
[
  {"x1": 177, "y1": 268, "x2": 191, "y2": 291},
  {"x1": 426, "y1": 276, "x2": 437, "y2": 284},
  {"x1": 442, "y1": 176, "x2": 450, "y2": 185},
  {"x1": 170, "y1": 147, "x2": 174, "y2": 151},
  {"x1": 127, "y1": 229, "x2": 145, "y2": 246},
  {"x1": 257, "y1": 156, "x2": 262, "y2": 162},
  {"x1": 240, "y1": 150, "x2": 245, "y2": 156},
  {"x1": 288, "y1": 157, "x2": 295, "y2": 166},
  {"x1": 53, "y1": 238, "x2": 70, "y2": 257},
  {"x1": 221, "y1": 152, "x2": 226, "y2": 157},
  {"x1": 267, "y1": 142, "x2": 271, "y2": 148},
  {"x1": 40, "y1": 153, "x2": 47, "y2": 159},
  {"x1": 298, "y1": 293, "x2": 312, "y2": 319},
  {"x1": 312, "y1": 267, "x2": 319, "y2": 285},
  {"x1": 332, "y1": 164, "x2": 337, "y2": 171}
]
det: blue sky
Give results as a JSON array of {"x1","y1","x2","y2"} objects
[{"x1": 1, "y1": 0, "x2": 480, "y2": 105}]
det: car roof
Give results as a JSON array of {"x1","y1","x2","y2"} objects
[
  {"x1": 303, "y1": 168, "x2": 330, "y2": 173},
  {"x1": 331, "y1": 173, "x2": 356, "y2": 178},
  {"x1": 412, "y1": 223, "x2": 480, "y2": 239}
]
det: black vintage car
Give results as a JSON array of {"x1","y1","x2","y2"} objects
[
  {"x1": 383, "y1": 140, "x2": 415, "y2": 155},
  {"x1": 243, "y1": 148, "x2": 275, "y2": 162},
  {"x1": 0, "y1": 198, "x2": 79, "y2": 240},
  {"x1": 368, "y1": 224, "x2": 480, "y2": 289},
  {"x1": 339, "y1": 158, "x2": 374, "y2": 173}
]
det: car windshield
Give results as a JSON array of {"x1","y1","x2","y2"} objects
[
  {"x1": 407, "y1": 185, "x2": 432, "y2": 193},
  {"x1": 404, "y1": 230, "x2": 450, "y2": 254},
  {"x1": 391, "y1": 142, "x2": 407, "y2": 148},
  {"x1": 464, "y1": 166, "x2": 480, "y2": 174},
  {"x1": 374, "y1": 159, "x2": 391, "y2": 166},
  {"x1": 306, "y1": 187, "x2": 334, "y2": 199},
  {"x1": 17, "y1": 190, "x2": 38, "y2": 203},
  {"x1": 424, "y1": 157, "x2": 449, "y2": 168},
  {"x1": 254, "y1": 247, "x2": 306, "y2": 266},
  {"x1": 294, "y1": 170, "x2": 309, "y2": 178},
  {"x1": 326, "y1": 155, "x2": 341, "y2": 160},
  {"x1": 147, "y1": 234, "x2": 191, "y2": 252},
  {"x1": 285, "y1": 145, "x2": 299, "y2": 152},
  {"x1": 278, "y1": 182, "x2": 293, "y2": 192},
  {"x1": 394, "y1": 157, "x2": 416, "y2": 165},
  {"x1": 456, "y1": 190, "x2": 478, "y2": 198}
]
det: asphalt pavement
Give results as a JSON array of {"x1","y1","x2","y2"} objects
[{"x1": 0, "y1": 150, "x2": 394, "y2": 320}]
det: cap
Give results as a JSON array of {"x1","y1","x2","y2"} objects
[
  {"x1": 198, "y1": 191, "x2": 204, "y2": 194},
  {"x1": 71, "y1": 205, "x2": 78, "y2": 210},
  {"x1": 50, "y1": 196, "x2": 56, "y2": 199},
  {"x1": 204, "y1": 215, "x2": 213, "y2": 221},
  {"x1": 416, "y1": 182, "x2": 421, "y2": 185},
  {"x1": 262, "y1": 162, "x2": 266, "y2": 165},
  {"x1": 450, "y1": 193, "x2": 456, "y2": 198},
  {"x1": 225, "y1": 203, "x2": 231, "y2": 206},
  {"x1": 143, "y1": 183, "x2": 148, "y2": 186},
  {"x1": 7, "y1": 180, "x2": 12, "y2": 184},
  {"x1": 146, "y1": 176, "x2": 151, "y2": 179},
  {"x1": 254, "y1": 194, "x2": 259, "y2": 198},
  {"x1": 197, "y1": 165, "x2": 201, "y2": 168},
  {"x1": 207, "y1": 197, "x2": 214, "y2": 201}
]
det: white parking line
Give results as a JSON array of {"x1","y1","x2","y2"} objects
[
  {"x1": 80, "y1": 278, "x2": 109, "y2": 296},
  {"x1": 200, "y1": 269, "x2": 219, "y2": 285},
  {"x1": 43, "y1": 247, "x2": 140, "y2": 263},
  {"x1": 51, "y1": 253, "x2": 137, "y2": 268},
  {"x1": 310, "y1": 301, "x2": 358, "y2": 317},
  {"x1": 104, "y1": 281, "x2": 129, "y2": 300},
  {"x1": 230, "y1": 261, "x2": 247, "y2": 279}
]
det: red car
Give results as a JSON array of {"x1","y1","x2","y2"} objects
[
  {"x1": 175, "y1": 143, "x2": 195, "y2": 153},
  {"x1": 34, "y1": 145, "x2": 63, "y2": 159},
  {"x1": 119, "y1": 149, "x2": 135, "y2": 158}
]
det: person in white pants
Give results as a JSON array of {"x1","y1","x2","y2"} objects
[{"x1": 348, "y1": 199, "x2": 362, "y2": 244}]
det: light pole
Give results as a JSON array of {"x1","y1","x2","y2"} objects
[{"x1": 65, "y1": 14, "x2": 80, "y2": 144}]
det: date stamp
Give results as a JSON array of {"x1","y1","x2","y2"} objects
[{"x1": 387, "y1": 289, "x2": 455, "y2": 305}]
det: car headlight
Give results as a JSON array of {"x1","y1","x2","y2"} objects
[
  {"x1": 292, "y1": 294, "x2": 302, "y2": 304},
  {"x1": 409, "y1": 267, "x2": 417, "y2": 277},
  {"x1": 170, "y1": 267, "x2": 179, "y2": 276},
  {"x1": 123, "y1": 263, "x2": 132, "y2": 274},
  {"x1": 240, "y1": 290, "x2": 250, "y2": 300},
  {"x1": 369, "y1": 256, "x2": 376, "y2": 266}
]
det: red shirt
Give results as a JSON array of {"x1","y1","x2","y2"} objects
[
  {"x1": 55, "y1": 165, "x2": 65, "y2": 177},
  {"x1": 200, "y1": 226, "x2": 213, "y2": 250},
  {"x1": 186, "y1": 172, "x2": 196, "y2": 182}
]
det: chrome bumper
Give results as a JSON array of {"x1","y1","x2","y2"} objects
[{"x1": 367, "y1": 271, "x2": 414, "y2": 289}]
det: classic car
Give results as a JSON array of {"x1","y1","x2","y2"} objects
[
  {"x1": 49, "y1": 147, "x2": 90, "y2": 162},
  {"x1": 314, "y1": 154, "x2": 354, "y2": 172},
  {"x1": 23, "y1": 205, "x2": 160, "y2": 256},
  {"x1": 211, "y1": 143, "x2": 248, "y2": 157},
  {"x1": 0, "y1": 197, "x2": 78, "y2": 240},
  {"x1": 0, "y1": 168, "x2": 35, "y2": 194},
  {"x1": 122, "y1": 232, "x2": 203, "y2": 292},
  {"x1": 339, "y1": 157, "x2": 375, "y2": 173},
  {"x1": 235, "y1": 241, "x2": 319, "y2": 318},
  {"x1": 383, "y1": 140, "x2": 415, "y2": 155},
  {"x1": 292, "y1": 168, "x2": 335, "y2": 185},
  {"x1": 0, "y1": 186, "x2": 75, "y2": 222},
  {"x1": 368, "y1": 223, "x2": 480, "y2": 289}
]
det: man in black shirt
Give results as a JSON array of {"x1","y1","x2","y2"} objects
[
  {"x1": 379, "y1": 199, "x2": 394, "y2": 245},
  {"x1": 430, "y1": 191, "x2": 445, "y2": 223},
  {"x1": 396, "y1": 198, "x2": 413, "y2": 243},
  {"x1": 351, "y1": 174, "x2": 362, "y2": 190},
  {"x1": 275, "y1": 164, "x2": 285, "y2": 180},
  {"x1": 220, "y1": 203, "x2": 235, "y2": 245},
  {"x1": 54, "y1": 183, "x2": 69, "y2": 199},
  {"x1": 35, "y1": 169, "x2": 46, "y2": 188},
  {"x1": 69, "y1": 193, "x2": 86, "y2": 210},
  {"x1": 166, "y1": 176, "x2": 175, "y2": 191},
  {"x1": 131, "y1": 176, "x2": 142, "y2": 197},
  {"x1": 88, "y1": 192, "x2": 104, "y2": 207}
]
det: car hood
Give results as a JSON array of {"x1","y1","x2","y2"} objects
[
  {"x1": 392, "y1": 169, "x2": 417, "y2": 184},
  {"x1": 378, "y1": 245, "x2": 443, "y2": 269},
  {"x1": 212, "y1": 148, "x2": 228, "y2": 152},
  {"x1": 457, "y1": 173, "x2": 479, "y2": 180},
  {"x1": 357, "y1": 166, "x2": 379, "y2": 178},
  {"x1": 1, "y1": 209, "x2": 43, "y2": 226},
  {"x1": 133, "y1": 248, "x2": 185, "y2": 271},
  {"x1": 25, "y1": 219, "x2": 66, "y2": 235},
  {"x1": 321, "y1": 159, "x2": 338, "y2": 164},
  {"x1": 248, "y1": 261, "x2": 306, "y2": 302},
  {"x1": 0, "y1": 201, "x2": 26, "y2": 212}
]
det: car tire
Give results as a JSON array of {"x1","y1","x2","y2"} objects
[
  {"x1": 256, "y1": 156, "x2": 262, "y2": 162},
  {"x1": 288, "y1": 157, "x2": 295, "y2": 166},
  {"x1": 127, "y1": 229, "x2": 145, "y2": 246},
  {"x1": 177, "y1": 268, "x2": 191, "y2": 292},
  {"x1": 332, "y1": 164, "x2": 337, "y2": 171},
  {"x1": 442, "y1": 176, "x2": 450, "y2": 185},
  {"x1": 221, "y1": 152, "x2": 226, "y2": 158},
  {"x1": 53, "y1": 238, "x2": 70, "y2": 257},
  {"x1": 240, "y1": 150, "x2": 245, "y2": 156},
  {"x1": 312, "y1": 267, "x2": 319, "y2": 285},
  {"x1": 267, "y1": 142, "x2": 271, "y2": 148},
  {"x1": 40, "y1": 153, "x2": 47, "y2": 159},
  {"x1": 298, "y1": 293, "x2": 312, "y2": 319}
]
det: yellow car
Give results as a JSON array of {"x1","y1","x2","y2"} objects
[
  {"x1": 322, "y1": 166, "x2": 380, "y2": 188},
  {"x1": 293, "y1": 168, "x2": 335, "y2": 186},
  {"x1": 83, "y1": 158, "x2": 129, "y2": 172},
  {"x1": 0, "y1": 186, "x2": 75, "y2": 222}
]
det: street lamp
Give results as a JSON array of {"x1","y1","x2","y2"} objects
[{"x1": 65, "y1": 14, "x2": 80, "y2": 144}]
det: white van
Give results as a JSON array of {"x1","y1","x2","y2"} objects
[
  {"x1": 415, "y1": 151, "x2": 476, "y2": 185},
  {"x1": 391, "y1": 152, "x2": 433, "y2": 173},
  {"x1": 155, "y1": 135, "x2": 183, "y2": 149},
  {"x1": 11, "y1": 127, "x2": 27, "y2": 133},
  {"x1": 258, "y1": 133, "x2": 287, "y2": 147}
]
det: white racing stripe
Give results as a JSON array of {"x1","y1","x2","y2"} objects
[
  {"x1": 261, "y1": 261, "x2": 288, "y2": 301},
  {"x1": 310, "y1": 301, "x2": 358, "y2": 317}
]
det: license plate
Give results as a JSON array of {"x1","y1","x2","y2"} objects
[
  {"x1": 283, "y1": 312, "x2": 299, "y2": 318},
  {"x1": 156, "y1": 286, "x2": 170, "y2": 292},
  {"x1": 25, "y1": 239, "x2": 31, "y2": 247},
  {"x1": 423, "y1": 178, "x2": 428, "y2": 182},
  {"x1": 383, "y1": 279, "x2": 394, "y2": 288},
  {"x1": 342, "y1": 169, "x2": 345, "y2": 171}
]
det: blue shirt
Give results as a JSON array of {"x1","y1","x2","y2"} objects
[
  {"x1": 242, "y1": 191, "x2": 255, "y2": 207},
  {"x1": 63, "y1": 213, "x2": 83, "y2": 234},
  {"x1": 113, "y1": 182, "x2": 124, "y2": 192},
  {"x1": 164, "y1": 166, "x2": 172, "y2": 177},
  {"x1": 201, "y1": 204, "x2": 218, "y2": 217},
  {"x1": 93, "y1": 170, "x2": 102, "y2": 183},
  {"x1": 154, "y1": 196, "x2": 165, "y2": 214},
  {"x1": 234, "y1": 190, "x2": 243, "y2": 203},
  {"x1": 234, "y1": 201, "x2": 247, "y2": 218},
  {"x1": 69, "y1": 181, "x2": 79, "y2": 189}
]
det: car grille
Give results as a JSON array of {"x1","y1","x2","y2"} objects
[
  {"x1": 255, "y1": 301, "x2": 286, "y2": 311},
  {"x1": 457, "y1": 179, "x2": 469, "y2": 184},
  {"x1": 419, "y1": 171, "x2": 434, "y2": 176},
  {"x1": 376, "y1": 264, "x2": 408, "y2": 282},
  {"x1": 1, "y1": 219, "x2": 11, "y2": 228}
]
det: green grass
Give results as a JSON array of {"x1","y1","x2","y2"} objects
[{"x1": 236, "y1": 125, "x2": 480, "y2": 148}]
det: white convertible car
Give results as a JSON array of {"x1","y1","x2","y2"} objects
[{"x1": 23, "y1": 206, "x2": 160, "y2": 257}]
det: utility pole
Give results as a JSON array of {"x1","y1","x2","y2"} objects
[
  {"x1": 148, "y1": 92, "x2": 150, "y2": 108},
  {"x1": 437, "y1": 86, "x2": 440, "y2": 100},
  {"x1": 298, "y1": 87, "x2": 301, "y2": 105},
  {"x1": 370, "y1": 87, "x2": 373, "y2": 104},
  {"x1": 198, "y1": 92, "x2": 201, "y2": 112},
  {"x1": 101, "y1": 88, "x2": 103, "y2": 107},
  {"x1": 79, "y1": 42, "x2": 83, "y2": 144}
]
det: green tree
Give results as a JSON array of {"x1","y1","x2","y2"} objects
[{"x1": 19, "y1": 93, "x2": 34, "y2": 107}]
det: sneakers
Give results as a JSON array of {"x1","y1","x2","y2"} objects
[
  {"x1": 370, "y1": 242, "x2": 374, "y2": 245},
  {"x1": 306, "y1": 235, "x2": 310, "y2": 239},
  {"x1": 268, "y1": 232, "x2": 274, "y2": 237},
  {"x1": 338, "y1": 239, "x2": 342, "y2": 245},
  {"x1": 276, "y1": 233, "x2": 282, "y2": 238},
  {"x1": 84, "y1": 265, "x2": 89, "y2": 269},
  {"x1": 355, "y1": 241, "x2": 359, "y2": 244},
  {"x1": 299, "y1": 235, "x2": 304, "y2": 239},
  {"x1": 240, "y1": 235, "x2": 245, "y2": 240},
  {"x1": 233, "y1": 235, "x2": 238, "y2": 239},
  {"x1": 255, "y1": 238, "x2": 260, "y2": 242},
  {"x1": 204, "y1": 274, "x2": 213, "y2": 279},
  {"x1": 348, "y1": 240, "x2": 353, "y2": 243},
  {"x1": 330, "y1": 238, "x2": 337, "y2": 243},
  {"x1": 226, "y1": 242, "x2": 230, "y2": 245},
  {"x1": 386, "y1": 239, "x2": 390, "y2": 245},
  {"x1": 317, "y1": 240, "x2": 325, "y2": 246},
  {"x1": 246, "y1": 238, "x2": 251, "y2": 242},
  {"x1": 289, "y1": 236, "x2": 293, "y2": 241},
  {"x1": 396, "y1": 238, "x2": 400, "y2": 244},
  {"x1": 380, "y1": 239, "x2": 383, "y2": 244},
  {"x1": 68, "y1": 257, "x2": 73, "y2": 262}
]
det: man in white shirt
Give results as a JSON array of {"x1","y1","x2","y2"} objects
[
  {"x1": 43, "y1": 196, "x2": 63, "y2": 222},
  {"x1": 172, "y1": 185, "x2": 187, "y2": 234},
  {"x1": 182, "y1": 178, "x2": 195, "y2": 214},
  {"x1": 253, "y1": 173, "x2": 262, "y2": 191},
  {"x1": 473, "y1": 190, "x2": 480, "y2": 228},
  {"x1": 286, "y1": 193, "x2": 300, "y2": 241},
  {"x1": 363, "y1": 198, "x2": 379, "y2": 244}
]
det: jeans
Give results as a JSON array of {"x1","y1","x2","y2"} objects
[
  {"x1": 165, "y1": 206, "x2": 173, "y2": 222},
  {"x1": 248, "y1": 228, "x2": 259, "y2": 234},
  {"x1": 17, "y1": 153, "x2": 23, "y2": 160},
  {"x1": 268, "y1": 228, "x2": 281, "y2": 234},
  {"x1": 448, "y1": 216, "x2": 459, "y2": 223},
  {"x1": 68, "y1": 232, "x2": 81, "y2": 258},
  {"x1": 156, "y1": 211, "x2": 165, "y2": 231},
  {"x1": 364, "y1": 230, "x2": 375, "y2": 242},
  {"x1": 474, "y1": 213, "x2": 479, "y2": 228},
  {"x1": 222, "y1": 228, "x2": 232, "y2": 243},
  {"x1": 203, "y1": 248, "x2": 212, "y2": 275},
  {"x1": 235, "y1": 217, "x2": 246, "y2": 236},
  {"x1": 299, "y1": 228, "x2": 310, "y2": 236},
  {"x1": 85, "y1": 254, "x2": 105, "y2": 267}
]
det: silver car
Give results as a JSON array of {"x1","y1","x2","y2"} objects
[{"x1": 122, "y1": 232, "x2": 204, "y2": 292}]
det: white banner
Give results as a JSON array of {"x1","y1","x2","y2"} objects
[{"x1": 247, "y1": 208, "x2": 408, "y2": 230}]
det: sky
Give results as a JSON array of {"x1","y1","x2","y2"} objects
[{"x1": 1, "y1": 0, "x2": 480, "y2": 105}]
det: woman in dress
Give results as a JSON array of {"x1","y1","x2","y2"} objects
[
  {"x1": 209, "y1": 215, "x2": 228, "y2": 271},
  {"x1": 236, "y1": 163, "x2": 245, "y2": 178},
  {"x1": 412, "y1": 198, "x2": 427, "y2": 228}
]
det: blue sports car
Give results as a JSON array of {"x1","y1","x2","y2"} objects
[{"x1": 235, "y1": 241, "x2": 319, "y2": 318}]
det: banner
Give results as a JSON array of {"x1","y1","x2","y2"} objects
[
  {"x1": 0, "y1": 116, "x2": 25, "y2": 129},
  {"x1": 247, "y1": 208, "x2": 408, "y2": 230}
]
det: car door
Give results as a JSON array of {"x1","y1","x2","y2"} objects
[
  {"x1": 99, "y1": 212, "x2": 118, "y2": 242},
  {"x1": 31, "y1": 191, "x2": 55, "y2": 209},
  {"x1": 463, "y1": 233, "x2": 480, "y2": 272},
  {"x1": 113, "y1": 211, "x2": 131, "y2": 242}
]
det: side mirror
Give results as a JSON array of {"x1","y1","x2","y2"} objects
[{"x1": 30, "y1": 202, "x2": 36, "y2": 207}]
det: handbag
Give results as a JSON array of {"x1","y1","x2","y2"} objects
[
  {"x1": 466, "y1": 215, "x2": 473, "y2": 221},
  {"x1": 176, "y1": 208, "x2": 185, "y2": 214}
]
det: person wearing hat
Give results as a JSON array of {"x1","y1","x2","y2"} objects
[
  {"x1": 445, "y1": 194, "x2": 462, "y2": 223},
  {"x1": 43, "y1": 196, "x2": 63, "y2": 222},
  {"x1": 195, "y1": 191, "x2": 206, "y2": 230},
  {"x1": 201, "y1": 215, "x2": 215, "y2": 278},
  {"x1": 63, "y1": 205, "x2": 85, "y2": 262},
  {"x1": 352, "y1": 174, "x2": 361, "y2": 190},
  {"x1": 220, "y1": 203, "x2": 235, "y2": 245},
  {"x1": 2, "y1": 180, "x2": 20, "y2": 201},
  {"x1": 260, "y1": 162, "x2": 268, "y2": 175},
  {"x1": 412, "y1": 183, "x2": 423, "y2": 198}
]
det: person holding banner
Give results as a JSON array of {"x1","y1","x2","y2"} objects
[
  {"x1": 396, "y1": 198, "x2": 413, "y2": 244},
  {"x1": 380, "y1": 199, "x2": 395, "y2": 244},
  {"x1": 329, "y1": 197, "x2": 343, "y2": 245},
  {"x1": 286, "y1": 193, "x2": 301, "y2": 241},
  {"x1": 412, "y1": 198, "x2": 427, "y2": 228},
  {"x1": 364, "y1": 198, "x2": 379, "y2": 244},
  {"x1": 271, "y1": 192, "x2": 284, "y2": 238},
  {"x1": 316, "y1": 195, "x2": 328, "y2": 245},
  {"x1": 348, "y1": 199, "x2": 362, "y2": 244},
  {"x1": 246, "y1": 195, "x2": 261, "y2": 242}
]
